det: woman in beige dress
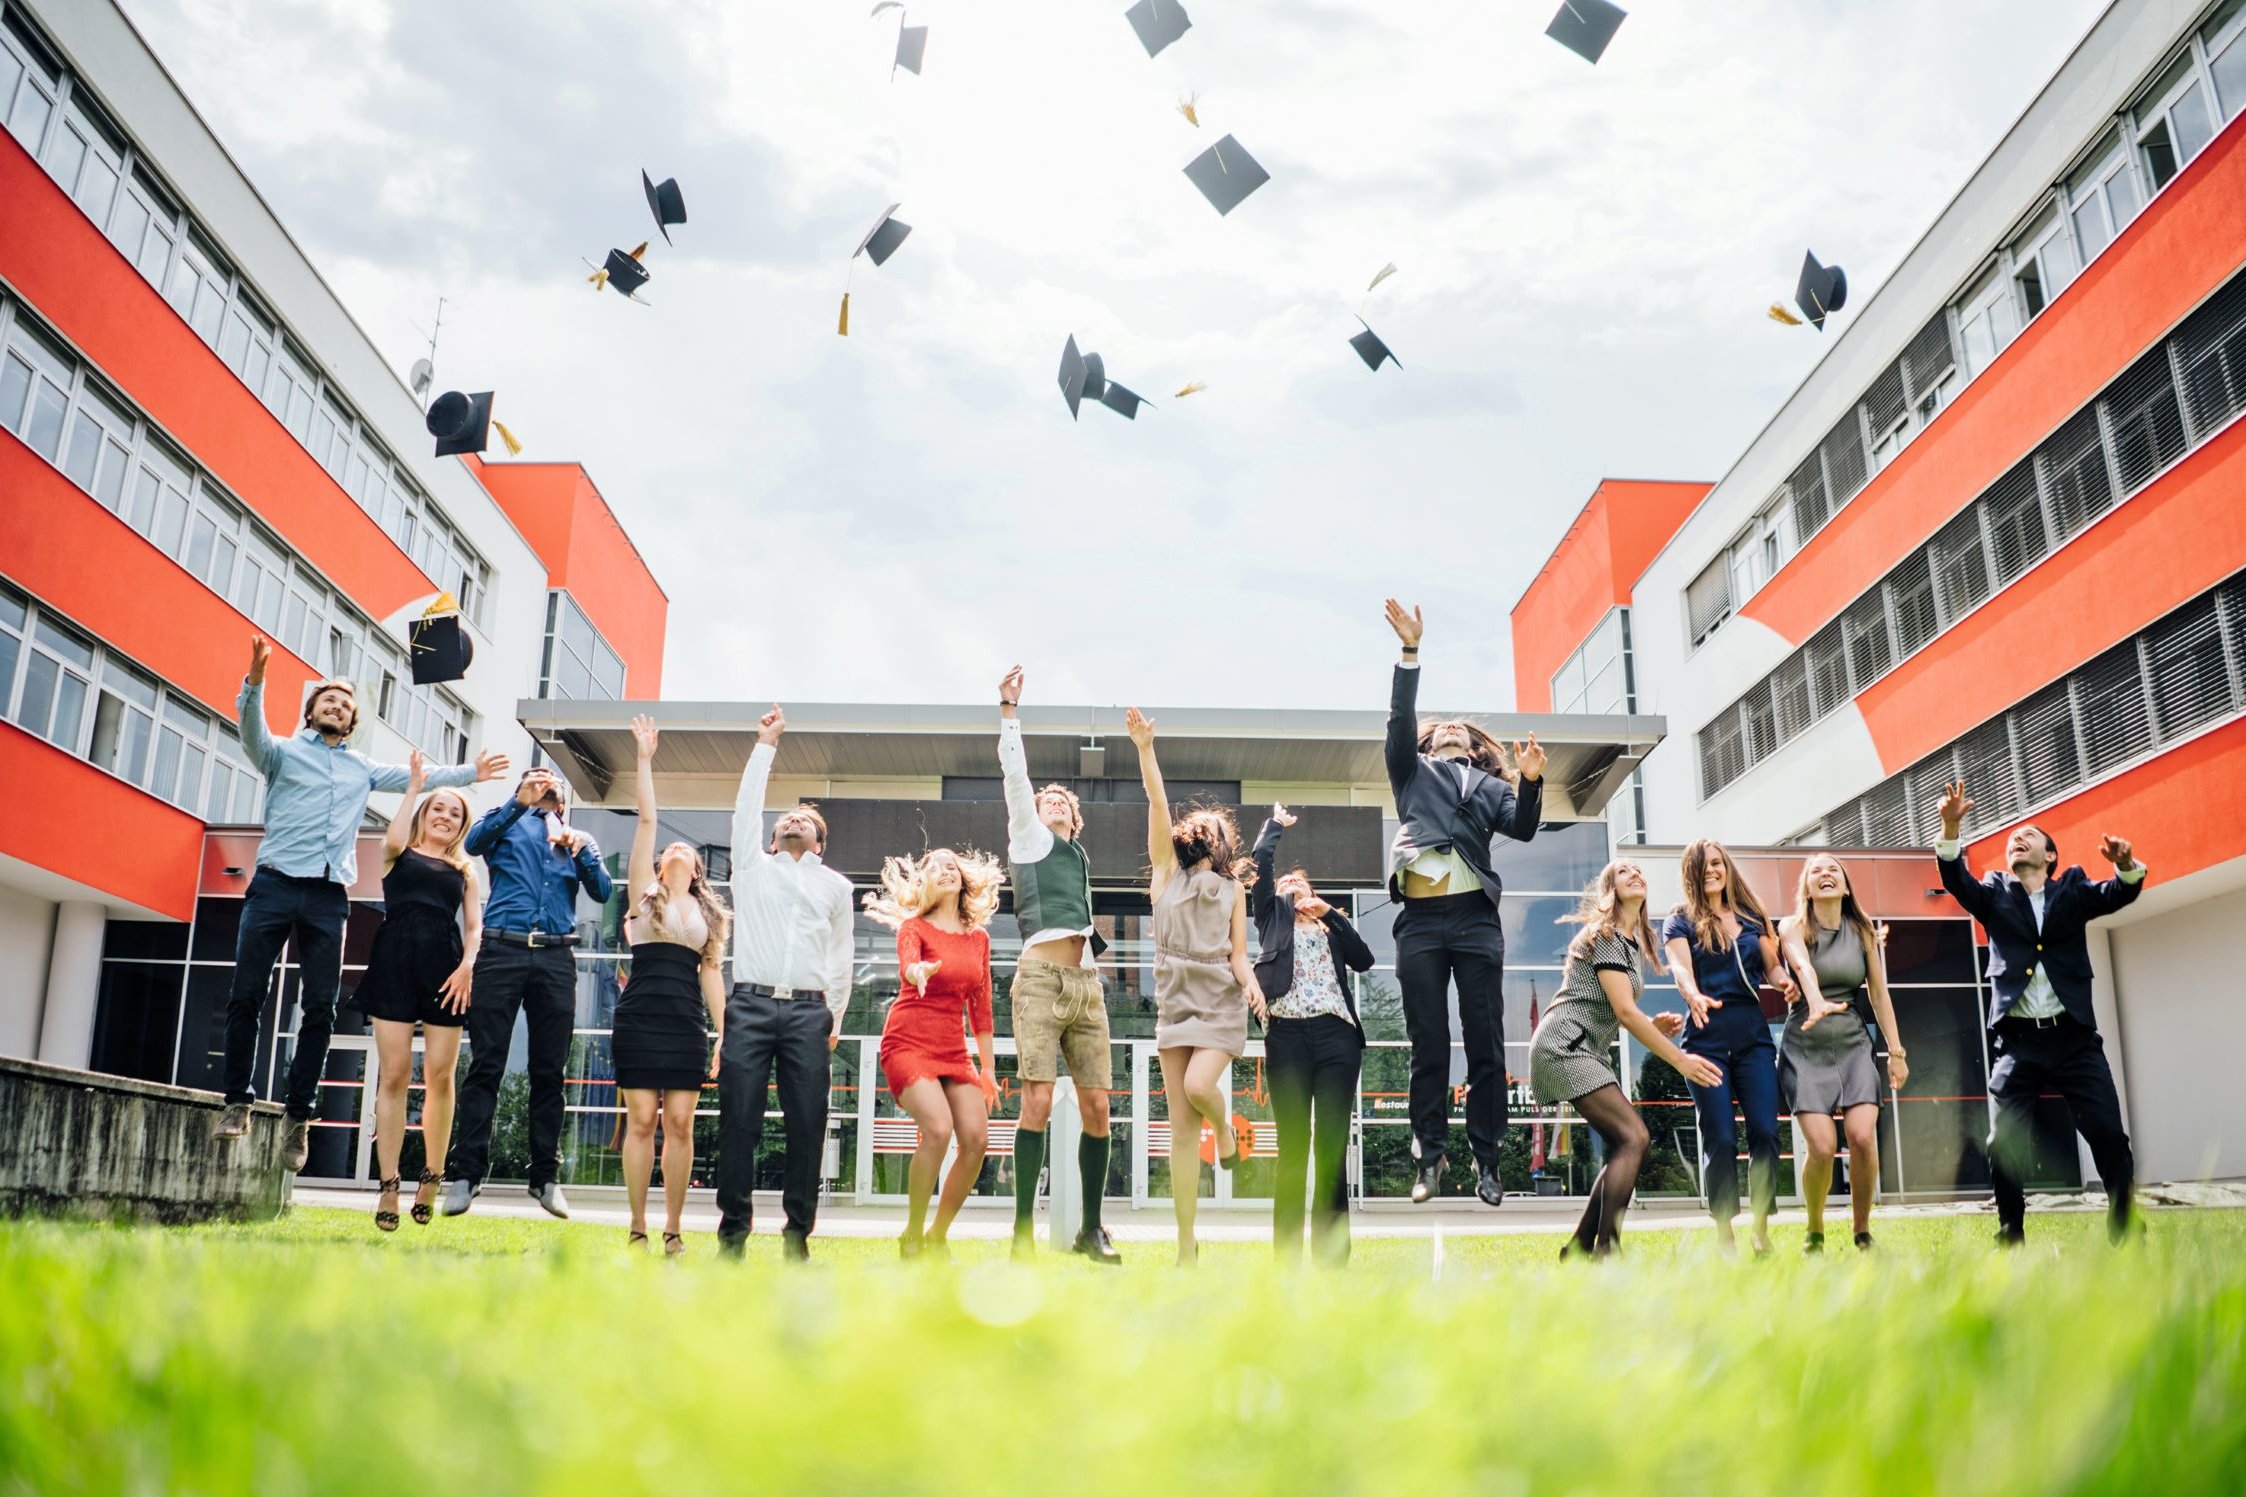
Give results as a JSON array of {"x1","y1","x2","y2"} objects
[{"x1": 1127, "y1": 706, "x2": 1267, "y2": 1265}]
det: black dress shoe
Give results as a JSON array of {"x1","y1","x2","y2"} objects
[
  {"x1": 1410, "y1": 1158, "x2": 1443, "y2": 1204},
  {"x1": 1071, "y1": 1228, "x2": 1122, "y2": 1265},
  {"x1": 1994, "y1": 1225, "x2": 2026, "y2": 1249},
  {"x1": 1475, "y1": 1166, "x2": 1504, "y2": 1208},
  {"x1": 1854, "y1": 1231, "x2": 1874, "y2": 1251},
  {"x1": 782, "y1": 1230, "x2": 811, "y2": 1262},
  {"x1": 1803, "y1": 1231, "x2": 1825, "y2": 1255}
]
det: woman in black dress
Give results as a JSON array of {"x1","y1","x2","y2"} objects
[
  {"x1": 352, "y1": 749, "x2": 482, "y2": 1232},
  {"x1": 617, "y1": 715, "x2": 732, "y2": 1254}
]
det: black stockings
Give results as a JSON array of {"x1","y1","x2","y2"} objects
[{"x1": 1566, "y1": 1084, "x2": 1651, "y2": 1257}]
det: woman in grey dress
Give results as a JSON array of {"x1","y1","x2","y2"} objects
[
  {"x1": 1529, "y1": 858, "x2": 1723, "y2": 1257},
  {"x1": 1775, "y1": 854, "x2": 1911, "y2": 1252},
  {"x1": 1128, "y1": 706, "x2": 1267, "y2": 1265}
]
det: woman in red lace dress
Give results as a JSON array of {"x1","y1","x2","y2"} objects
[{"x1": 863, "y1": 847, "x2": 1004, "y2": 1257}]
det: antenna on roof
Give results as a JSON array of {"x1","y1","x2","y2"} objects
[{"x1": 408, "y1": 295, "x2": 447, "y2": 405}]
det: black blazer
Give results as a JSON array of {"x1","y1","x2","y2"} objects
[
  {"x1": 1250, "y1": 817, "x2": 1375, "y2": 1023},
  {"x1": 1384, "y1": 663, "x2": 1540, "y2": 907},
  {"x1": 1936, "y1": 852, "x2": 2144, "y2": 1030}
]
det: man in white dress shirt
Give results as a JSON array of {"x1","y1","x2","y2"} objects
[{"x1": 716, "y1": 705, "x2": 856, "y2": 1261}]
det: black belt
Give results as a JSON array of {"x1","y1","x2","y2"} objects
[
  {"x1": 2002, "y1": 1012, "x2": 2067, "y2": 1031},
  {"x1": 489, "y1": 928, "x2": 579, "y2": 949},
  {"x1": 737, "y1": 981, "x2": 822, "y2": 1002}
]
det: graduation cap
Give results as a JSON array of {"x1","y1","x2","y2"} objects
[
  {"x1": 839, "y1": 205, "x2": 913, "y2": 336},
  {"x1": 1125, "y1": 0, "x2": 1192, "y2": 59},
  {"x1": 1059, "y1": 336, "x2": 1090, "y2": 419},
  {"x1": 895, "y1": 24, "x2": 927, "y2": 74},
  {"x1": 1349, "y1": 319, "x2": 1399, "y2": 372},
  {"x1": 426, "y1": 390, "x2": 493, "y2": 457},
  {"x1": 1182, "y1": 134, "x2": 1269, "y2": 217},
  {"x1": 408, "y1": 595, "x2": 475, "y2": 685},
  {"x1": 1794, "y1": 251, "x2": 1849, "y2": 331},
  {"x1": 642, "y1": 171, "x2": 686, "y2": 245},
  {"x1": 1546, "y1": 1, "x2": 1626, "y2": 64},
  {"x1": 586, "y1": 243, "x2": 651, "y2": 300},
  {"x1": 1058, "y1": 338, "x2": 1149, "y2": 421}
]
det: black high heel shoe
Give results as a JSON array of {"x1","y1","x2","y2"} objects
[
  {"x1": 410, "y1": 1169, "x2": 440, "y2": 1226},
  {"x1": 374, "y1": 1177, "x2": 401, "y2": 1234}
]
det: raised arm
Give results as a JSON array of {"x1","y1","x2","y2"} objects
[
  {"x1": 1127, "y1": 706, "x2": 1175, "y2": 896},
  {"x1": 1932, "y1": 780, "x2": 1997, "y2": 920},
  {"x1": 628, "y1": 715, "x2": 661, "y2": 902},
  {"x1": 1497, "y1": 734, "x2": 1546, "y2": 843},
  {"x1": 234, "y1": 637, "x2": 282, "y2": 777},
  {"x1": 369, "y1": 751, "x2": 496, "y2": 794},
  {"x1": 732, "y1": 706, "x2": 784, "y2": 879},
  {"x1": 1250, "y1": 807, "x2": 1290, "y2": 921},
  {"x1": 1383, "y1": 599, "x2": 1423, "y2": 796},
  {"x1": 996, "y1": 666, "x2": 1054, "y2": 864},
  {"x1": 464, "y1": 781, "x2": 537, "y2": 859},
  {"x1": 381, "y1": 749, "x2": 428, "y2": 870},
  {"x1": 2084, "y1": 833, "x2": 2149, "y2": 915}
]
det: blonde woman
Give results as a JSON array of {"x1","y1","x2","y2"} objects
[
  {"x1": 1776, "y1": 855, "x2": 1909, "y2": 1252},
  {"x1": 617, "y1": 716, "x2": 732, "y2": 1255},
  {"x1": 1529, "y1": 860, "x2": 1723, "y2": 1257},
  {"x1": 863, "y1": 847, "x2": 1004, "y2": 1258},
  {"x1": 349, "y1": 749, "x2": 482, "y2": 1232},
  {"x1": 1128, "y1": 706, "x2": 1266, "y2": 1266}
]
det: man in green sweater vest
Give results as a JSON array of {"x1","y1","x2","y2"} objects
[{"x1": 998, "y1": 666, "x2": 1120, "y2": 1264}]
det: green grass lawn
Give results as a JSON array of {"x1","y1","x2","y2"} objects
[{"x1": 2, "y1": 1206, "x2": 2242, "y2": 1495}]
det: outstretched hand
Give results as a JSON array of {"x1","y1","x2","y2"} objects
[
  {"x1": 2098, "y1": 833, "x2": 2136, "y2": 871},
  {"x1": 1383, "y1": 598, "x2": 1423, "y2": 650},
  {"x1": 630, "y1": 713, "x2": 659, "y2": 762},
  {"x1": 1271, "y1": 803, "x2": 1297, "y2": 828},
  {"x1": 1937, "y1": 779, "x2": 1974, "y2": 838},
  {"x1": 1513, "y1": 733, "x2": 1545, "y2": 782},
  {"x1": 246, "y1": 634, "x2": 271, "y2": 685},
  {"x1": 757, "y1": 704, "x2": 786, "y2": 748},
  {"x1": 1125, "y1": 705, "x2": 1155, "y2": 749},
  {"x1": 472, "y1": 749, "x2": 510, "y2": 783},
  {"x1": 998, "y1": 665, "x2": 1024, "y2": 710},
  {"x1": 406, "y1": 747, "x2": 427, "y2": 793}
]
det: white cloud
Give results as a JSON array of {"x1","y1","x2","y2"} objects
[{"x1": 120, "y1": 0, "x2": 2112, "y2": 713}]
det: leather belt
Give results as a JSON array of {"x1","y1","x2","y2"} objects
[
  {"x1": 2006, "y1": 1012, "x2": 2064, "y2": 1030},
  {"x1": 740, "y1": 981, "x2": 819, "y2": 1002},
  {"x1": 489, "y1": 928, "x2": 579, "y2": 949}
]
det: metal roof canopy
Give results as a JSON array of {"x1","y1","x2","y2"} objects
[{"x1": 518, "y1": 699, "x2": 1665, "y2": 820}]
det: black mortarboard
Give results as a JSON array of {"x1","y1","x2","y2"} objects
[
  {"x1": 895, "y1": 24, "x2": 928, "y2": 74},
  {"x1": 1099, "y1": 382, "x2": 1146, "y2": 419},
  {"x1": 642, "y1": 171, "x2": 686, "y2": 244},
  {"x1": 1125, "y1": 0, "x2": 1192, "y2": 59},
  {"x1": 408, "y1": 610, "x2": 474, "y2": 685},
  {"x1": 854, "y1": 203, "x2": 914, "y2": 266},
  {"x1": 1081, "y1": 351, "x2": 1109, "y2": 403},
  {"x1": 1546, "y1": 1, "x2": 1626, "y2": 64},
  {"x1": 1348, "y1": 319, "x2": 1399, "y2": 372},
  {"x1": 1182, "y1": 134, "x2": 1269, "y2": 217},
  {"x1": 1059, "y1": 335, "x2": 1089, "y2": 420},
  {"x1": 1794, "y1": 251, "x2": 1849, "y2": 331},
  {"x1": 594, "y1": 246, "x2": 651, "y2": 298},
  {"x1": 426, "y1": 390, "x2": 495, "y2": 457}
]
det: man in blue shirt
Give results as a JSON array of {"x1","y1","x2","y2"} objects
[
  {"x1": 214, "y1": 635, "x2": 507, "y2": 1171},
  {"x1": 442, "y1": 765, "x2": 616, "y2": 1218}
]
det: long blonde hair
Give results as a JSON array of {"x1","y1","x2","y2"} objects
[
  {"x1": 861, "y1": 847, "x2": 1006, "y2": 930},
  {"x1": 1676, "y1": 838, "x2": 1771, "y2": 953},
  {"x1": 634, "y1": 844, "x2": 732, "y2": 965},
  {"x1": 394, "y1": 788, "x2": 472, "y2": 874},
  {"x1": 1560, "y1": 860, "x2": 1663, "y2": 971}
]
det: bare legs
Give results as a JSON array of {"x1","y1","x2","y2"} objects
[
  {"x1": 1796, "y1": 1111, "x2": 1838, "y2": 1239},
  {"x1": 1795, "y1": 1104, "x2": 1881, "y2": 1242},
  {"x1": 1159, "y1": 1046, "x2": 1235, "y2": 1265},
  {"x1": 372, "y1": 1019, "x2": 414, "y2": 1220},
  {"x1": 933, "y1": 1083, "x2": 989, "y2": 1244},
  {"x1": 624, "y1": 1086, "x2": 704, "y2": 1245},
  {"x1": 375, "y1": 1021, "x2": 460, "y2": 1223},
  {"x1": 622, "y1": 1087, "x2": 661, "y2": 1240},
  {"x1": 1563, "y1": 1085, "x2": 1651, "y2": 1257},
  {"x1": 419, "y1": 1026, "x2": 460, "y2": 1209},
  {"x1": 895, "y1": 1078, "x2": 991, "y2": 1255}
]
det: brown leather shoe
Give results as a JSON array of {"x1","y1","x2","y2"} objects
[
  {"x1": 212, "y1": 1104, "x2": 251, "y2": 1142},
  {"x1": 281, "y1": 1119, "x2": 311, "y2": 1173}
]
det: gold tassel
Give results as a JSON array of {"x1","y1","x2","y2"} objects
[
  {"x1": 628, "y1": 240, "x2": 649, "y2": 262},
  {"x1": 587, "y1": 268, "x2": 610, "y2": 291},
  {"x1": 837, "y1": 291, "x2": 850, "y2": 337},
  {"x1": 1178, "y1": 94, "x2": 1198, "y2": 127},
  {"x1": 1767, "y1": 302, "x2": 1802, "y2": 326},
  {"x1": 1174, "y1": 381, "x2": 1208, "y2": 397},
  {"x1": 493, "y1": 420, "x2": 522, "y2": 456}
]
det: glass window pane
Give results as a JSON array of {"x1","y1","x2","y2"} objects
[
  {"x1": 184, "y1": 512, "x2": 217, "y2": 578},
  {"x1": 0, "y1": 632, "x2": 17, "y2": 717},
  {"x1": 7, "y1": 79, "x2": 52, "y2": 154},
  {"x1": 2173, "y1": 81, "x2": 2214, "y2": 162},
  {"x1": 2107, "y1": 158, "x2": 2142, "y2": 222},
  {"x1": 151, "y1": 727, "x2": 182, "y2": 799},
  {"x1": 95, "y1": 437, "x2": 129, "y2": 509},
  {"x1": 2213, "y1": 33, "x2": 2246, "y2": 118},
  {"x1": 40, "y1": 121, "x2": 84, "y2": 193},
  {"x1": 34, "y1": 616, "x2": 95, "y2": 670},
  {"x1": 106, "y1": 192, "x2": 149, "y2": 265},
  {"x1": 2071, "y1": 196, "x2": 2111, "y2": 260},
  {"x1": 2142, "y1": 118, "x2": 2179, "y2": 189},
  {"x1": 50, "y1": 670, "x2": 87, "y2": 749},
  {"x1": 152, "y1": 484, "x2": 189, "y2": 556},
  {"x1": 61, "y1": 409, "x2": 102, "y2": 489},
  {"x1": 136, "y1": 222, "x2": 173, "y2": 285},
  {"x1": 15, "y1": 650, "x2": 57, "y2": 734},
  {"x1": 0, "y1": 351, "x2": 29, "y2": 430},
  {"x1": 24, "y1": 378, "x2": 67, "y2": 459}
]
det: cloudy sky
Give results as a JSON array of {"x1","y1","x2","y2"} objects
[{"x1": 122, "y1": 0, "x2": 2110, "y2": 712}]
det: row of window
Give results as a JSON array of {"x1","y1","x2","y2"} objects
[
  {"x1": 1697, "y1": 266, "x2": 2246, "y2": 800},
  {"x1": 1548, "y1": 607, "x2": 1634, "y2": 717},
  {"x1": 1796, "y1": 574, "x2": 2246, "y2": 850},
  {"x1": 1684, "y1": 0, "x2": 2246, "y2": 649},
  {"x1": 0, "y1": 295, "x2": 476, "y2": 763},
  {"x1": 0, "y1": 578, "x2": 265, "y2": 824},
  {"x1": 0, "y1": 2, "x2": 494, "y2": 624},
  {"x1": 540, "y1": 590, "x2": 627, "y2": 703}
]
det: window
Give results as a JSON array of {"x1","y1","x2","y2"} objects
[
  {"x1": 2010, "y1": 205, "x2": 2078, "y2": 320},
  {"x1": 1956, "y1": 264, "x2": 2021, "y2": 380},
  {"x1": 12, "y1": 611, "x2": 95, "y2": 750},
  {"x1": 539, "y1": 590, "x2": 628, "y2": 703},
  {"x1": 2209, "y1": 0, "x2": 2246, "y2": 117},
  {"x1": 1, "y1": 4, "x2": 58, "y2": 156},
  {"x1": 1684, "y1": 558, "x2": 1731, "y2": 648},
  {"x1": 1550, "y1": 610, "x2": 1632, "y2": 716},
  {"x1": 2066, "y1": 133, "x2": 2143, "y2": 262},
  {"x1": 0, "y1": 314, "x2": 73, "y2": 461},
  {"x1": 2135, "y1": 51, "x2": 2217, "y2": 192}
]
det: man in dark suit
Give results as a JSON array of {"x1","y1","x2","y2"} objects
[
  {"x1": 1383, "y1": 599, "x2": 1543, "y2": 1207},
  {"x1": 1934, "y1": 780, "x2": 2145, "y2": 1244}
]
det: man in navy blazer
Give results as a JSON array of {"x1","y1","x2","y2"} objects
[{"x1": 1934, "y1": 780, "x2": 2145, "y2": 1244}]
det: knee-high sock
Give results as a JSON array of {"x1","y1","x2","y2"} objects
[
  {"x1": 1079, "y1": 1132, "x2": 1110, "y2": 1235},
  {"x1": 1013, "y1": 1127, "x2": 1046, "y2": 1233}
]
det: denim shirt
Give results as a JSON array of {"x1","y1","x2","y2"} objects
[
  {"x1": 466, "y1": 799, "x2": 616, "y2": 935},
  {"x1": 235, "y1": 677, "x2": 477, "y2": 885}
]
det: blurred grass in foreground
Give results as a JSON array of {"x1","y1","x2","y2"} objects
[{"x1": 1, "y1": 1207, "x2": 2242, "y2": 1495}]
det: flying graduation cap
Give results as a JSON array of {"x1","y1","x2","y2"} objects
[
  {"x1": 872, "y1": 4, "x2": 926, "y2": 77},
  {"x1": 839, "y1": 204, "x2": 914, "y2": 336},
  {"x1": 1058, "y1": 337, "x2": 1148, "y2": 421},
  {"x1": 586, "y1": 242, "x2": 652, "y2": 301},
  {"x1": 1182, "y1": 134, "x2": 1270, "y2": 217},
  {"x1": 1349, "y1": 318, "x2": 1399, "y2": 372},
  {"x1": 1125, "y1": 0, "x2": 1192, "y2": 59},
  {"x1": 1545, "y1": 1, "x2": 1627, "y2": 65},
  {"x1": 425, "y1": 390, "x2": 522, "y2": 458},
  {"x1": 642, "y1": 171, "x2": 687, "y2": 244},
  {"x1": 408, "y1": 594, "x2": 475, "y2": 685},
  {"x1": 1794, "y1": 251, "x2": 1850, "y2": 331}
]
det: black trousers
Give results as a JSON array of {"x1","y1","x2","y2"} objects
[
  {"x1": 449, "y1": 941, "x2": 578, "y2": 1189},
  {"x1": 1267, "y1": 1013, "x2": 1362, "y2": 1265},
  {"x1": 222, "y1": 870, "x2": 347, "y2": 1118},
  {"x1": 1987, "y1": 1016, "x2": 2134, "y2": 1234},
  {"x1": 1395, "y1": 891, "x2": 1508, "y2": 1169},
  {"x1": 717, "y1": 987, "x2": 831, "y2": 1242}
]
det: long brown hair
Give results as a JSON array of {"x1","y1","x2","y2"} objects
[
  {"x1": 1416, "y1": 718, "x2": 1509, "y2": 776},
  {"x1": 634, "y1": 845, "x2": 732, "y2": 965},
  {"x1": 1171, "y1": 805, "x2": 1254, "y2": 882},
  {"x1": 1789, "y1": 854, "x2": 1880, "y2": 962},
  {"x1": 1676, "y1": 838, "x2": 1771, "y2": 953},
  {"x1": 1560, "y1": 859, "x2": 1664, "y2": 971}
]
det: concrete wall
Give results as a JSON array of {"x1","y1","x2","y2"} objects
[
  {"x1": 2109, "y1": 882, "x2": 2246, "y2": 1183},
  {"x1": 0, "y1": 884, "x2": 56, "y2": 1060}
]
